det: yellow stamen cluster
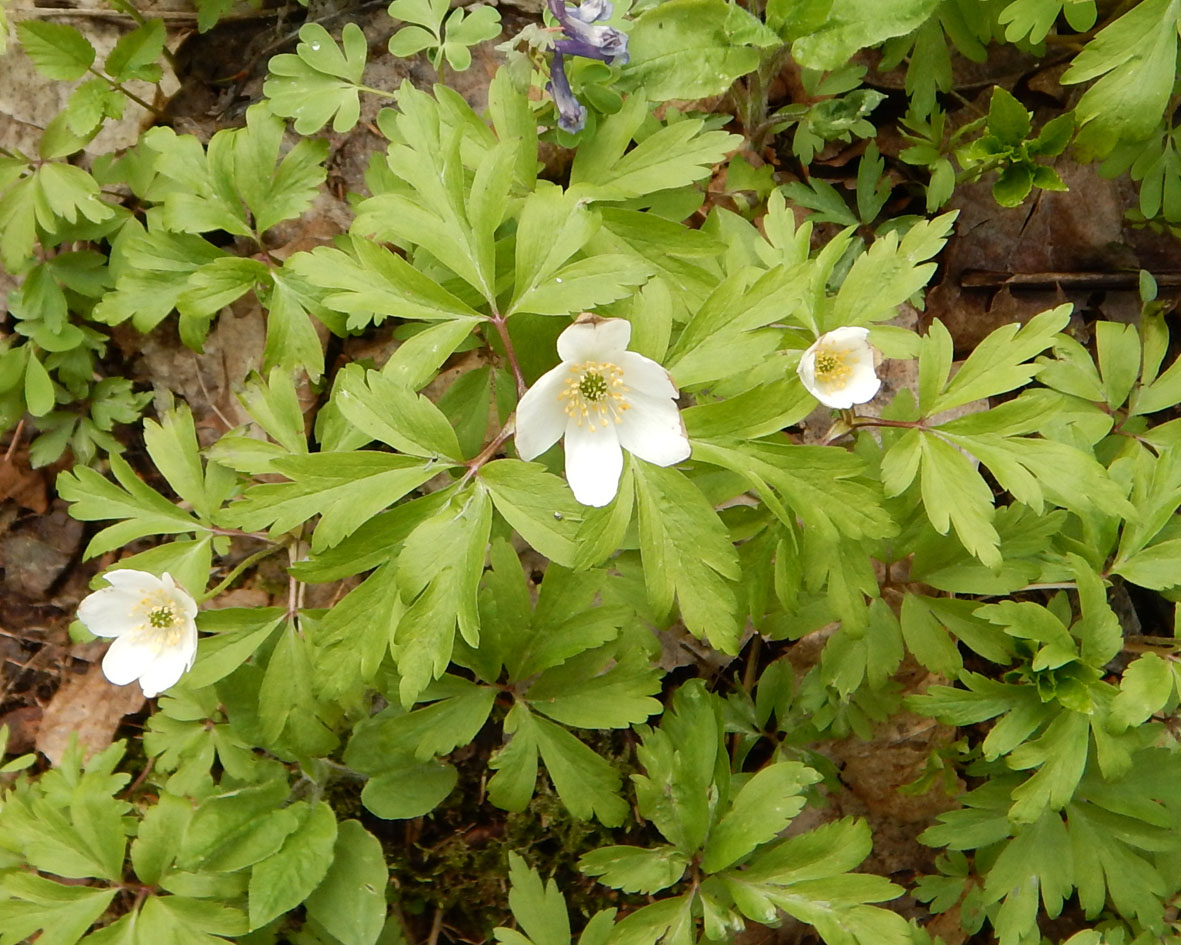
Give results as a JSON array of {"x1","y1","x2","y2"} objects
[
  {"x1": 131, "y1": 590, "x2": 185, "y2": 648},
  {"x1": 558, "y1": 360, "x2": 631, "y2": 432},
  {"x1": 814, "y1": 347, "x2": 854, "y2": 390}
]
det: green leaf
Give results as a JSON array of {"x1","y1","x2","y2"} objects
[
  {"x1": 1007, "y1": 711, "x2": 1090, "y2": 822},
  {"x1": 1114, "y1": 538, "x2": 1181, "y2": 590},
  {"x1": 0, "y1": 874, "x2": 116, "y2": 945},
  {"x1": 335, "y1": 364, "x2": 464, "y2": 460},
  {"x1": 626, "y1": 0, "x2": 761, "y2": 101},
  {"x1": 234, "y1": 105, "x2": 329, "y2": 233},
  {"x1": 632, "y1": 680, "x2": 726, "y2": 853},
  {"x1": 388, "y1": 24, "x2": 437, "y2": 57},
  {"x1": 177, "y1": 777, "x2": 298, "y2": 872},
  {"x1": 288, "y1": 238, "x2": 482, "y2": 326},
  {"x1": 1095, "y1": 320, "x2": 1140, "y2": 409},
  {"x1": 532, "y1": 712, "x2": 628, "y2": 826},
  {"x1": 791, "y1": 0, "x2": 941, "y2": 70},
  {"x1": 481, "y1": 459, "x2": 583, "y2": 566},
  {"x1": 264, "y1": 22, "x2": 368, "y2": 134},
  {"x1": 257, "y1": 624, "x2": 336, "y2": 751},
  {"x1": 1111, "y1": 652, "x2": 1176, "y2": 729},
  {"x1": 361, "y1": 762, "x2": 458, "y2": 819},
  {"x1": 388, "y1": 0, "x2": 448, "y2": 31},
  {"x1": 509, "y1": 184, "x2": 599, "y2": 313},
  {"x1": 57, "y1": 452, "x2": 206, "y2": 557},
  {"x1": 929, "y1": 306, "x2": 1070, "y2": 413},
  {"x1": 345, "y1": 678, "x2": 495, "y2": 763},
  {"x1": 917, "y1": 432, "x2": 1001, "y2": 567},
  {"x1": 264, "y1": 271, "x2": 328, "y2": 380},
  {"x1": 65, "y1": 79, "x2": 124, "y2": 136},
  {"x1": 304, "y1": 820, "x2": 389, "y2": 945},
  {"x1": 702, "y1": 762, "x2": 817, "y2": 872},
  {"x1": 527, "y1": 649, "x2": 662, "y2": 729},
  {"x1": 501, "y1": 852, "x2": 571, "y2": 945},
  {"x1": 105, "y1": 19, "x2": 165, "y2": 82},
  {"x1": 142, "y1": 404, "x2": 216, "y2": 520},
  {"x1": 248, "y1": 801, "x2": 338, "y2": 929},
  {"x1": 899, "y1": 592, "x2": 963, "y2": 676},
  {"x1": 34, "y1": 163, "x2": 114, "y2": 225},
  {"x1": 579, "y1": 845, "x2": 688, "y2": 894},
  {"x1": 829, "y1": 214, "x2": 954, "y2": 330},
  {"x1": 394, "y1": 487, "x2": 492, "y2": 704},
  {"x1": 0, "y1": 176, "x2": 37, "y2": 270},
  {"x1": 1061, "y1": 0, "x2": 1181, "y2": 157},
  {"x1": 443, "y1": 5, "x2": 501, "y2": 69},
  {"x1": 508, "y1": 254, "x2": 652, "y2": 317},
  {"x1": 309, "y1": 565, "x2": 402, "y2": 699},
  {"x1": 633, "y1": 463, "x2": 741, "y2": 651},
  {"x1": 987, "y1": 86, "x2": 1032, "y2": 147},
  {"x1": 570, "y1": 96, "x2": 742, "y2": 200},
  {"x1": 17, "y1": 21, "x2": 95, "y2": 80},
  {"x1": 228, "y1": 450, "x2": 441, "y2": 551},
  {"x1": 132, "y1": 793, "x2": 193, "y2": 885},
  {"x1": 487, "y1": 704, "x2": 541, "y2": 813},
  {"x1": 23, "y1": 351, "x2": 55, "y2": 416},
  {"x1": 993, "y1": 163, "x2": 1033, "y2": 207},
  {"x1": 136, "y1": 896, "x2": 248, "y2": 945},
  {"x1": 186, "y1": 610, "x2": 284, "y2": 689},
  {"x1": 93, "y1": 224, "x2": 227, "y2": 332}
]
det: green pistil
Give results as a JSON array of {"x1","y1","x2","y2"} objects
[
  {"x1": 579, "y1": 372, "x2": 608, "y2": 401},
  {"x1": 148, "y1": 607, "x2": 175, "y2": 629}
]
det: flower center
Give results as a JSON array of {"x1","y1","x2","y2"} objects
[
  {"x1": 814, "y1": 348, "x2": 852, "y2": 389},
  {"x1": 559, "y1": 360, "x2": 630, "y2": 432},
  {"x1": 148, "y1": 606, "x2": 177, "y2": 629},
  {"x1": 131, "y1": 589, "x2": 186, "y2": 647}
]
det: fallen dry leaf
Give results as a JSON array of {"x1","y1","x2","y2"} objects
[
  {"x1": 0, "y1": 456, "x2": 49, "y2": 513},
  {"x1": 36, "y1": 662, "x2": 145, "y2": 765}
]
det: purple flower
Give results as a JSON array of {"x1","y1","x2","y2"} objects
[
  {"x1": 548, "y1": 51, "x2": 588, "y2": 133},
  {"x1": 545, "y1": 0, "x2": 628, "y2": 132},
  {"x1": 548, "y1": 0, "x2": 629, "y2": 65}
]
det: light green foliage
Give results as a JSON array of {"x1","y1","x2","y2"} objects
[
  {"x1": 1062, "y1": 0, "x2": 1181, "y2": 158},
  {"x1": 387, "y1": 0, "x2": 502, "y2": 73},
  {"x1": 771, "y1": 67, "x2": 886, "y2": 167},
  {"x1": 9, "y1": 7, "x2": 1181, "y2": 945},
  {"x1": 956, "y1": 86, "x2": 1072, "y2": 207},
  {"x1": 790, "y1": 0, "x2": 942, "y2": 70},
  {"x1": 264, "y1": 23, "x2": 370, "y2": 134},
  {"x1": 625, "y1": 0, "x2": 766, "y2": 101}
]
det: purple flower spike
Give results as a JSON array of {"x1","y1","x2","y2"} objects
[
  {"x1": 549, "y1": 0, "x2": 629, "y2": 65},
  {"x1": 545, "y1": 0, "x2": 628, "y2": 131},
  {"x1": 548, "y1": 51, "x2": 588, "y2": 134}
]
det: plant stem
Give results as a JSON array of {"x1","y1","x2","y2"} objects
[
  {"x1": 201, "y1": 545, "x2": 279, "y2": 603},
  {"x1": 489, "y1": 313, "x2": 527, "y2": 398},
  {"x1": 88, "y1": 65, "x2": 161, "y2": 116}
]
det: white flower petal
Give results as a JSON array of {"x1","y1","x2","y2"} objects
[
  {"x1": 103, "y1": 569, "x2": 166, "y2": 594},
  {"x1": 514, "y1": 364, "x2": 570, "y2": 460},
  {"x1": 78, "y1": 585, "x2": 143, "y2": 637},
  {"x1": 564, "y1": 421, "x2": 623, "y2": 506},
  {"x1": 843, "y1": 372, "x2": 882, "y2": 405},
  {"x1": 136, "y1": 628, "x2": 198, "y2": 698},
  {"x1": 797, "y1": 347, "x2": 818, "y2": 391},
  {"x1": 617, "y1": 393, "x2": 690, "y2": 467},
  {"x1": 824, "y1": 325, "x2": 870, "y2": 346},
  {"x1": 102, "y1": 634, "x2": 159, "y2": 686},
  {"x1": 797, "y1": 326, "x2": 881, "y2": 409},
  {"x1": 557, "y1": 317, "x2": 631, "y2": 362},
  {"x1": 619, "y1": 351, "x2": 678, "y2": 400}
]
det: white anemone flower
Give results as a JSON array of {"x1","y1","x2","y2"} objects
[
  {"x1": 77, "y1": 570, "x2": 199, "y2": 698},
  {"x1": 515, "y1": 315, "x2": 690, "y2": 507},
  {"x1": 797, "y1": 326, "x2": 882, "y2": 409}
]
